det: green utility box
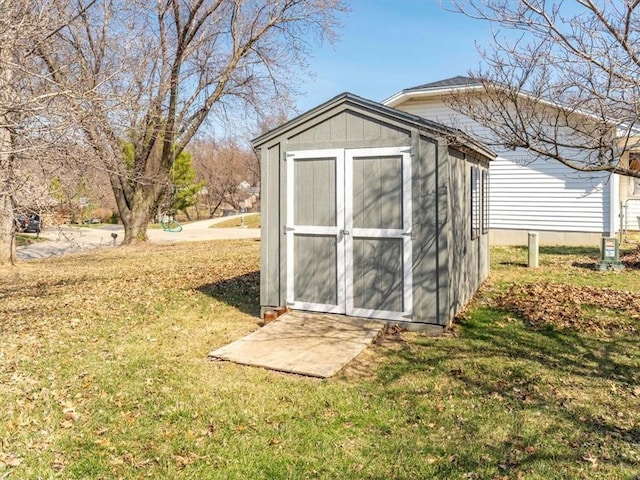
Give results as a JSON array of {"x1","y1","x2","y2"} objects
[{"x1": 597, "y1": 237, "x2": 624, "y2": 271}]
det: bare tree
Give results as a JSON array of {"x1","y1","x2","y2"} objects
[
  {"x1": 446, "y1": 0, "x2": 640, "y2": 179},
  {"x1": 39, "y1": 0, "x2": 345, "y2": 244},
  {"x1": 192, "y1": 139, "x2": 257, "y2": 217},
  {"x1": 0, "y1": 0, "x2": 90, "y2": 266}
]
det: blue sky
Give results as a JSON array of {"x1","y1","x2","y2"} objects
[{"x1": 294, "y1": 0, "x2": 495, "y2": 112}]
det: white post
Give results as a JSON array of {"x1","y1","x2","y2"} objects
[{"x1": 528, "y1": 232, "x2": 539, "y2": 268}]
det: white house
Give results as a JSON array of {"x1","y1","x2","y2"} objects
[{"x1": 384, "y1": 76, "x2": 640, "y2": 245}]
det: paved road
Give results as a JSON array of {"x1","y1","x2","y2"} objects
[{"x1": 17, "y1": 216, "x2": 260, "y2": 260}]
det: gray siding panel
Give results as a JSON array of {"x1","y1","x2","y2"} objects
[
  {"x1": 294, "y1": 157, "x2": 336, "y2": 227},
  {"x1": 289, "y1": 111, "x2": 410, "y2": 147},
  {"x1": 279, "y1": 146, "x2": 288, "y2": 305},
  {"x1": 447, "y1": 149, "x2": 466, "y2": 320},
  {"x1": 352, "y1": 155, "x2": 403, "y2": 229},
  {"x1": 352, "y1": 238, "x2": 404, "y2": 312},
  {"x1": 294, "y1": 235, "x2": 338, "y2": 305},
  {"x1": 345, "y1": 113, "x2": 365, "y2": 140},
  {"x1": 436, "y1": 142, "x2": 451, "y2": 325},
  {"x1": 446, "y1": 149, "x2": 490, "y2": 321},
  {"x1": 314, "y1": 120, "x2": 331, "y2": 143},
  {"x1": 411, "y1": 137, "x2": 441, "y2": 324},
  {"x1": 363, "y1": 117, "x2": 382, "y2": 140},
  {"x1": 329, "y1": 112, "x2": 347, "y2": 142},
  {"x1": 260, "y1": 144, "x2": 281, "y2": 307}
]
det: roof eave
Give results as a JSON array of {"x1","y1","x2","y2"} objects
[{"x1": 383, "y1": 84, "x2": 485, "y2": 108}]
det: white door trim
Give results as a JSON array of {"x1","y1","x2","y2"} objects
[
  {"x1": 345, "y1": 146, "x2": 413, "y2": 321},
  {"x1": 286, "y1": 146, "x2": 413, "y2": 321},
  {"x1": 286, "y1": 149, "x2": 345, "y2": 313}
]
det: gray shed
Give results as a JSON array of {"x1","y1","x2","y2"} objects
[{"x1": 253, "y1": 93, "x2": 494, "y2": 331}]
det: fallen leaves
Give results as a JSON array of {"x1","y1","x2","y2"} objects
[
  {"x1": 496, "y1": 282, "x2": 640, "y2": 334},
  {"x1": 0, "y1": 240, "x2": 260, "y2": 477},
  {"x1": 621, "y1": 245, "x2": 640, "y2": 269},
  {"x1": 0, "y1": 454, "x2": 21, "y2": 468}
]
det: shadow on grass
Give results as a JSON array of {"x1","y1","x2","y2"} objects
[
  {"x1": 571, "y1": 261, "x2": 598, "y2": 269},
  {"x1": 538, "y1": 245, "x2": 600, "y2": 256},
  {"x1": 499, "y1": 245, "x2": 601, "y2": 257},
  {"x1": 376, "y1": 310, "x2": 640, "y2": 474},
  {"x1": 196, "y1": 271, "x2": 261, "y2": 317},
  {"x1": 496, "y1": 246, "x2": 600, "y2": 269},
  {"x1": 499, "y1": 261, "x2": 528, "y2": 267}
]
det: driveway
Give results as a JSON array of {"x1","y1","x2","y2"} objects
[{"x1": 17, "y1": 215, "x2": 260, "y2": 260}]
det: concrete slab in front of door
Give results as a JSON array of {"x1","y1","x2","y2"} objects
[{"x1": 208, "y1": 311, "x2": 386, "y2": 378}]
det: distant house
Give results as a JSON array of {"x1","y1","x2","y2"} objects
[
  {"x1": 384, "y1": 76, "x2": 640, "y2": 245},
  {"x1": 237, "y1": 180, "x2": 252, "y2": 191}
]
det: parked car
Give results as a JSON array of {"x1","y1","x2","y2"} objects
[{"x1": 15, "y1": 213, "x2": 42, "y2": 234}]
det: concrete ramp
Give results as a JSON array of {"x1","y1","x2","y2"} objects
[{"x1": 208, "y1": 312, "x2": 386, "y2": 378}]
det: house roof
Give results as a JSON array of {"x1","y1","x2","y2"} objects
[
  {"x1": 384, "y1": 75, "x2": 484, "y2": 107},
  {"x1": 404, "y1": 76, "x2": 481, "y2": 92},
  {"x1": 384, "y1": 76, "x2": 639, "y2": 136},
  {"x1": 252, "y1": 92, "x2": 495, "y2": 160}
]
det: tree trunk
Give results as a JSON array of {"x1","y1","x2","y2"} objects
[
  {"x1": 117, "y1": 192, "x2": 152, "y2": 245},
  {"x1": 112, "y1": 172, "x2": 167, "y2": 245},
  {"x1": 120, "y1": 207, "x2": 151, "y2": 244},
  {"x1": 0, "y1": 191, "x2": 16, "y2": 267},
  {"x1": 0, "y1": 117, "x2": 16, "y2": 266},
  {"x1": 0, "y1": 44, "x2": 16, "y2": 267}
]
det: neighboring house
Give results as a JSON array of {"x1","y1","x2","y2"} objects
[
  {"x1": 237, "y1": 180, "x2": 252, "y2": 191},
  {"x1": 253, "y1": 92, "x2": 494, "y2": 331},
  {"x1": 384, "y1": 76, "x2": 640, "y2": 245}
]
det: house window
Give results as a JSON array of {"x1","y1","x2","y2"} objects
[
  {"x1": 471, "y1": 166, "x2": 480, "y2": 239},
  {"x1": 482, "y1": 170, "x2": 489, "y2": 234},
  {"x1": 471, "y1": 166, "x2": 488, "y2": 238}
]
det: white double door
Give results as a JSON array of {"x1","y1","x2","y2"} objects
[{"x1": 286, "y1": 146, "x2": 412, "y2": 321}]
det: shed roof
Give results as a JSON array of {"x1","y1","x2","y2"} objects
[{"x1": 252, "y1": 92, "x2": 495, "y2": 160}]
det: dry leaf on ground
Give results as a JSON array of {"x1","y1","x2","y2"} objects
[{"x1": 496, "y1": 283, "x2": 640, "y2": 334}]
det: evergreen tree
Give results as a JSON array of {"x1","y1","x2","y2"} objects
[{"x1": 168, "y1": 151, "x2": 205, "y2": 220}]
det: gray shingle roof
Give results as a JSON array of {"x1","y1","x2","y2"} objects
[{"x1": 404, "y1": 76, "x2": 480, "y2": 92}]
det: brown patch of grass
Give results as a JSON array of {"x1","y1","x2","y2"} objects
[{"x1": 210, "y1": 213, "x2": 260, "y2": 229}]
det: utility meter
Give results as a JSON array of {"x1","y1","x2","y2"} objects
[{"x1": 597, "y1": 237, "x2": 624, "y2": 271}]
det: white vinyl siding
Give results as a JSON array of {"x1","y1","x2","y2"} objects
[
  {"x1": 625, "y1": 202, "x2": 640, "y2": 230},
  {"x1": 623, "y1": 178, "x2": 640, "y2": 230},
  {"x1": 395, "y1": 98, "x2": 612, "y2": 234}
]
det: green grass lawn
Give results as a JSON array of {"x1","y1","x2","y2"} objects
[{"x1": 1, "y1": 242, "x2": 639, "y2": 479}]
